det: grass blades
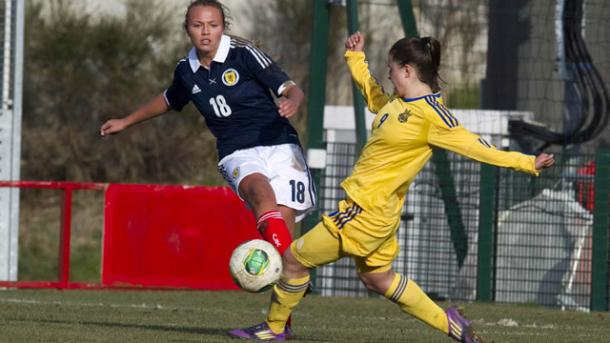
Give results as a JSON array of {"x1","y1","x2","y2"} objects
[{"x1": 0, "y1": 289, "x2": 608, "y2": 342}]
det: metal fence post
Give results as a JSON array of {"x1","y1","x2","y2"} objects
[
  {"x1": 591, "y1": 149, "x2": 610, "y2": 311},
  {"x1": 433, "y1": 152, "x2": 469, "y2": 267},
  {"x1": 303, "y1": 0, "x2": 333, "y2": 289},
  {"x1": 346, "y1": 0, "x2": 367, "y2": 154},
  {"x1": 304, "y1": 0, "x2": 330, "y2": 233},
  {"x1": 396, "y1": 0, "x2": 418, "y2": 37},
  {"x1": 477, "y1": 163, "x2": 497, "y2": 301}
]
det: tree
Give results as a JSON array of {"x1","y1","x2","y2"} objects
[{"x1": 22, "y1": 0, "x2": 223, "y2": 185}]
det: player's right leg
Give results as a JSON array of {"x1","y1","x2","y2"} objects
[
  {"x1": 352, "y1": 224, "x2": 482, "y2": 343},
  {"x1": 218, "y1": 149, "x2": 293, "y2": 255},
  {"x1": 238, "y1": 173, "x2": 293, "y2": 255},
  {"x1": 358, "y1": 266, "x2": 482, "y2": 343},
  {"x1": 219, "y1": 144, "x2": 316, "y2": 334},
  {"x1": 444, "y1": 307, "x2": 483, "y2": 343},
  {"x1": 218, "y1": 144, "x2": 315, "y2": 255}
]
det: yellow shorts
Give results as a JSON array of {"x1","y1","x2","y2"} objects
[{"x1": 290, "y1": 199, "x2": 400, "y2": 273}]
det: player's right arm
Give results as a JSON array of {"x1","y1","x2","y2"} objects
[
  {"x1": 100, "y1": 93, "x2": 169, "y2": 136},
  {"x1": 344, "y1": 32, "x2": 390, "y2": 113},
  {"x1": 101, "y1": 63, "x2": 191, "y2": 136}
]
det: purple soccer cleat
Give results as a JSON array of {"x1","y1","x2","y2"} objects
[
  {"x1": 228, "y1": 322, "x2": 291, "y2": 341},
  {"x1": 446, "y1": 307, "x2": 483, "y2": 343}
]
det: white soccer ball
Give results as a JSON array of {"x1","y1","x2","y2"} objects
[{"x1": 229, "y1": 239, "x2": 282, "y2": 293}]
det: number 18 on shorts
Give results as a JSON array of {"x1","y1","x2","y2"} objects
[{"x1": 218, "y1": 143, "x2": 316, "y2": 222}]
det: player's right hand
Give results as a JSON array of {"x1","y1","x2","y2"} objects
[
  {"x1": 535, "y1": 153, "x2": 555, "y2": 170},
  {"x1": 100, "y1": 118, "x2": 128, "y2": 136},
  {"x1": 345, "y1": 32, "x2": 365, "y2": 52}
]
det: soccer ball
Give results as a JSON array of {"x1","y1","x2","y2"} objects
[{"x1": 229, "y1": 239, "x2": 282, "y2": 293}]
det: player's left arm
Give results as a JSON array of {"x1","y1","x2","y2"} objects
[
  {"x1": 242, "y1": 43, "x2": 302, "y2": 117},
  {"x1": 278, "y1": 82, "x2": 304, "y2": 118},
  {"x1": 428, "y1": 121, "x2": 554, "y2": 175}
]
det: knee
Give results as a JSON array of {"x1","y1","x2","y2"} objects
[
  {"x1": 239, "y1": 174, "x2": 272, "y2": 204},
  {"x1": 359, "y1": 275, "x2": 382, "y2": 294},
  {"x1": 358, "y1": 270, "x2": 394, "y2": 295},
  {"x1": 282, "y1": 249, "x2": 308, "y2": 278}
]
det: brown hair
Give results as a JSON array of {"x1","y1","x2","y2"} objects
[
  {"x1": 389, "y1": 36, "x2": 442, "y2": 92},
  {"x1": 183, "y1": 0, "x2": 232, "y2": 31}
]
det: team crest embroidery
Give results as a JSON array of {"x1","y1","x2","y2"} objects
[
  {"x1": 222, "y1": 68, "x2": 240, "y2": 86},
  {"x1": 232, "y1": 167, "x2": 240, "y2": 179},
  {"x1": 398, "y1": 109, "x2": 412, "y2": 123}
]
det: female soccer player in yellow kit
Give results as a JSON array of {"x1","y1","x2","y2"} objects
[{"x1": 229, "y1": 32, "x2": 555, "y2": 342}]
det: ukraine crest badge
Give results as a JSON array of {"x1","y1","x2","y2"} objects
[{"x1": 398, "y1": 109, "x2": 411, "y2": 123}]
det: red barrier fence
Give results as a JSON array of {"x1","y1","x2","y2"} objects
[
  {"x1": 103, "y1": 184, "x2": 258, "y2": 289},
  {"x1": 0, "y1": 181, "x2": 258, "y2": 290}
]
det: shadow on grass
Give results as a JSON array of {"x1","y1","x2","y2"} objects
[
  {"x1": 10, "y1": 318, "x2": 333, "y2": 342},
  {"x1": 13, "y1": 319, "x2": 340, "y2": 342},
  {"x1": 10, "y1": 317, "x2": 228, "y2": 336}
]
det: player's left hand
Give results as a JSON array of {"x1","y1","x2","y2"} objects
[
  {"x1": 278, "y1": 97, "x2": 299, "y2": 117},
  {"x1": 278, "y1": 83, "x2": 304, "y2": 118},
  {"x1": 535, "y1": 153, "x2": 555, "y2": 170}
]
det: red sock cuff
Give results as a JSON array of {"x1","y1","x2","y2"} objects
[
  {"x1": 257, "y1": 210, "x2": 292, "y2": 255},
  {"x1": 257, "y1": 210, "x2": 284, "y2": 225}
]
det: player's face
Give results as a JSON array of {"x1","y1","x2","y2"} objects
[
  {"x1": 387, "y1": 57, "x2": 407, "y2": 96},
  {"x1": 186, "y1": 5, "x2": 224, "y2": 58}
]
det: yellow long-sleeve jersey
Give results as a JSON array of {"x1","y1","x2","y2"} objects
[{"x1": 341, "y1": 51, "x2": 539, "y2": 219}]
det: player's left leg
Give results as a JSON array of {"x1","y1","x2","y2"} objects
[
  {"x1": 228, "y1": 248, "x2": 309, "y2": 341},
  {"x1": 259, "y1": 141, "x2": 316, "y2": 330},
  {"x1": 266, "y1": 216, "x2": 345, "y2": 334},
  {"x1": 228, "y1": 218, "x2": 343, "y2": 341},
  {"x1": 276, "y1": 204, "x2": 297, "y2": 331}
]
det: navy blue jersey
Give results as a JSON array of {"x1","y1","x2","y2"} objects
[{"x1": 164, "y1": 34, "x2": 300, "y2": 160}]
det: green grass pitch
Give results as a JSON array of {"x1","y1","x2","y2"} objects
[{"x1": 0, "y1": 289, "x2": 608, "y2": 342}]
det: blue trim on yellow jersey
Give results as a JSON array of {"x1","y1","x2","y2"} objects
[
  {"x1": 333, "y1": 205, "x2": 357, "y2": 227},
  {"x1": 436, "y1": 101, "x2": 459, "y2": 127},
  {"x1": 478, "y1": 137, "x2": 492, "y2": 148},
  {"x1": 333, "y1": 204, "x2": 363, "y2": 230},
  {"x1": 425, "y1": 95, "x2": 455, "y2": 128},
  {"x1": 402, "y1": 92, "x2": 441, "y2": 102}
]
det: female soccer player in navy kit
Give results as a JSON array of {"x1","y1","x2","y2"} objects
[
  {"x1": 228, "y1": 32, "x2": 555, "y2": 342},
  {"x1": 101, "y1": 1, "x2": 314, "y2": 263}
]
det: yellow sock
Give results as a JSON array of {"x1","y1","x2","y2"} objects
[
  {"x1": 384, "y1": 274, "x2": 448, "y2": 334},
  {"x1": 266, "y1": 274, "x2": 310, "y2": 334}
]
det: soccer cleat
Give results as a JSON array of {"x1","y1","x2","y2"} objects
[
  {"x1": 445, "y1": 307, "x2": 483, "y2": 343},
  {"x1": 228, "y1": 322, "x2": 291, "y2": 341}
]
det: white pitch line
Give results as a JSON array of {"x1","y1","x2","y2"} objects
[
  {"x1": 0, "y1": 297, "x2": 237, "y2": 313},
  {"x1": 479, "y1": 318, "x2": 557, "y2": 329}
]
